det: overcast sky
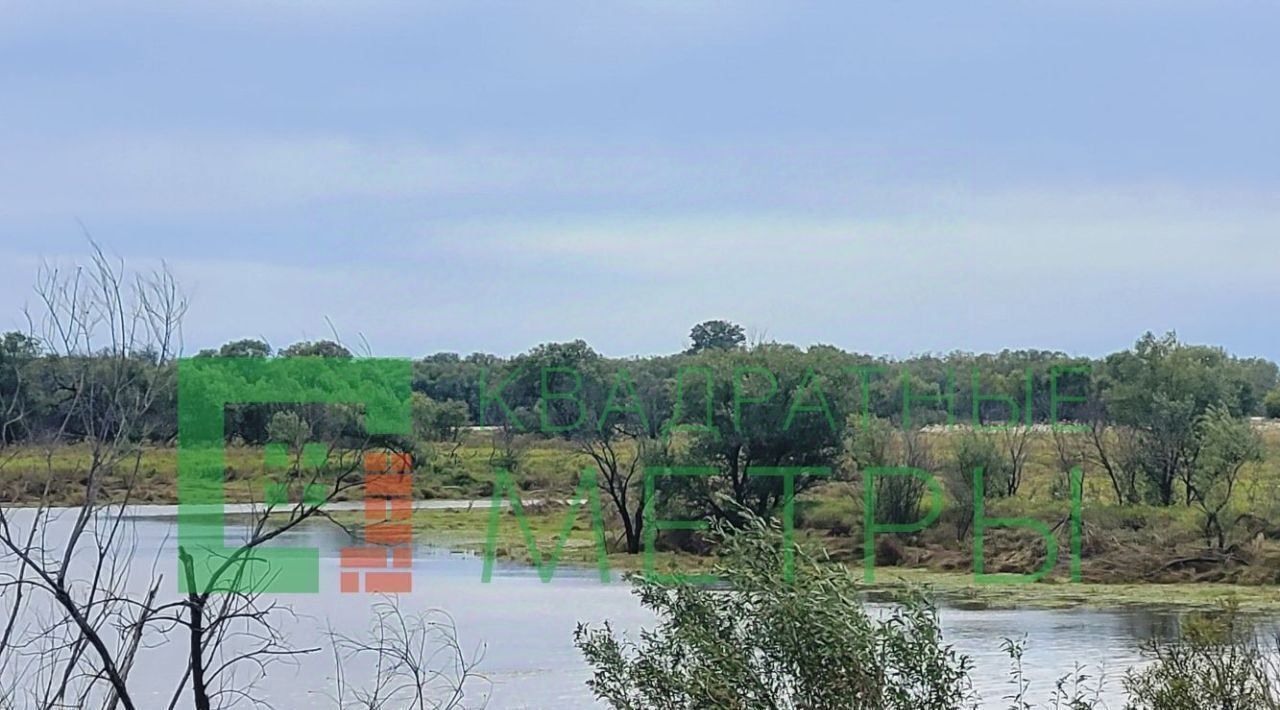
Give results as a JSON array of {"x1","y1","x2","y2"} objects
[{"x1": 1, "y1": 1, "x2": 1277, "y2": 359}]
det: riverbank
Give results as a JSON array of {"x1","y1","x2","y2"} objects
[
  {"x1": 10, "y1": 438, "x2": 1280, "y2": 599},
  {"x1": 12, "y1": 495, "x2": 1275, "y2": 611},
  {"x1": 0, "y1": 440, "x2": 581, "y2": 505},
  {"x1": 325, "y1": 504, "x2": 1280, "y2": 612}
]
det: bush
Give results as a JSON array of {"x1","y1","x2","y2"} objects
[
  {"x1": 845, "y1": 416, "x2": 933, "y2": 527},
  {"x1": 795, "y1": 496, "x2": 858, "y2": 533},
  {"x1": 411, "y1": 392, "x2": 470, "y2": 441},
  {"x1": 573, "y1": 512, "x2": 1280, "y2": 709},
  {"x1": 945, "y1": 433, "x2": 1014, "y2": 539},
  {"x1": 873, "y1": 472, "x2": 927, "y2": 528},
  {"x1": 1266, "y1": 388, "x2": 1280, "y2": 419},
  {"x1": 266, "y1": 410, "x2": 309, "y2": 450},
  {"x1": 575, "y1": 512, "x2": 976, "y2": 710},
  {"x1": 1122, "y1": 602, "x2": 1280, "y2": 710}
]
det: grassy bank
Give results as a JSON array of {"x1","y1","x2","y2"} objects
[
  {"x1": 0, "y1": 437, "x2": 588, "y2": 506},
  {"x1": 327, "y1": 504, "x2": 1280, "y2": 611},
  {"x1": 9, "y1": 429, "x2": 1280, "y2": 598}
]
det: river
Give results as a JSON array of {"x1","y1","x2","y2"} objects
[{"x1": 0, "y1": 506, "x2": 1221, "y2": 708}]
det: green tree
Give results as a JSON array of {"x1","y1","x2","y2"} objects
[
  {"x1": 1191, "y1": 405, "x2": 1263, "y2": 549},
  {"x1": 501, "y1": 339, "x2": 601, "y2": 432},
  {"x1": 201, "y1": 338, "x2": 275, "y2": 442},
  {"x1": 575, "y1": 514, "x2": 975, "y2": 710},
  {"x1": 673, "y1": 345, "x2": 853, "y2": 524},
  {"x1": 411, "y1": 392, "x2": 470, "y2": 441},
  {"x1": 266, "y1": 410, "x2": 310, "y2": 451},
  {"x1": 846, "y1": 416, "x2": 933, "y2": 527},
  {"x1": 279, "y1": 339, "x2": 352, "y2": 358},
  {"x1": 0, "y1": 331, "x2": 40, "y2": 444},
  {"x1": 686, "y1": 319, "x2": 745, "y2": 354},
  {"x1": 575, "y1": 358, "x2": 676, "y2": 554},
  {"x1": 216, "y1": 338, "x2": 271, "y2": 358},
  {"x1": 1102, "y1": 332, "x2": 1257, "y2": 506},
  {"x1": 1265, "y1": 388, "x2": 1280, "y2": 419},
  {"x1": 945, "y1": 432, "x2": 1013, "y2": 540}
]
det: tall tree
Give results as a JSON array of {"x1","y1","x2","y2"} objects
[
  {"x1": 1191, "y1": 405, "x2": 1263, "y2": 549},
  {"x1": 216, "y1": 338, "x2": 271, "y2": 358},
  {"x1": 279, "y1": 339, "x2": 352, "y2": 358},
  {"x1": 686, "y1": 320, "x2": 745, "y2": 354},
  {"x1": 575, "y1": 359, "x2": 674, "y2": 554},
  {"x1": 672, "y1": 345, "x2": 853, "y2": 523},
  {"x1": 1102, "y1": 332, "x2": 1257, "y2": 506}
]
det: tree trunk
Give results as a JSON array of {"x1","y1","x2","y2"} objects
[{"x1": 189, "y1": 596, "x2": 211, "y2": 710}]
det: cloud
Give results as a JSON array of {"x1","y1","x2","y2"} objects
[
  {"x1": 442, "y1": 184, "x2": 1280, "y2": 281},
  {"x1": 27, "y1": 183, "x2": 1256, "y2": 358},
  {"x1": 2, "y1": 134, "x2": 863, "y2": 219},
  {"x1": 2, "y1": 129, "x2": 1275, "y2": 358},
  {"x1": 421, "y1": 187, "x2": 1280, "y2": 355},
  {"x1": 0, "y1": 135, "x2": 624, "y2": 217}
]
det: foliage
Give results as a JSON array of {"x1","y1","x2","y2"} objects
[
  {"x1": 686, "y1": 319, "x2": 745, "y2": 354},
  {"x1": 945, "y1": 432, "x2": 1014, "y2": 539},
  {"x1": 266, "y1": 410, "x2": 311, "y2": 451},
  {"x1": 412, "y1": 392, "x2": 470, "y2": 441},
  {"x1": 1192, "y1": 405, "x2": 1264, "y2": 548},
  {"x1": 215, "y1": 338, "x2": 272, "y2": 358},
  {"x1": 1266, "y1": 388, "x2": 1280, "y2": 419},
  {"x1": 1001, "y1": 637, "x2": 1105, "y2": 710},
  {"x1": 846, "y1": 415, "x2": 932, "y2": 526},
  {"x1": 666, "y1": 345, "x2": 855, "y2": 525},
  {"x1": 575, "y1": 512, "x2": 976, "y2": 710},
  {"x1": 1101, "y1": 332, "x2": 1263, "y2": 505},
  {"x1": 279, "y1": 339, "x2": 353, "y2": 358},
  {"x1": 1122, "y1": 603, "x2": 1280, "y2": 710}
]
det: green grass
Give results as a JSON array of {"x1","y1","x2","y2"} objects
[
  {"x1": 0, "y1": 443, "x2": 273, "y2": 505},
  {"x1": 0, "y1": 438, "x2": 590, "y2": 506},
  {"x1": 11, "y1": 429, "x2": 1280, "y2": 602},
  {"x1": 326, "y1": 504, "x2": 1280, "y2": 611},
  {"x1": 865, "y1": 567, "x2": 1280, "y2": 611}
]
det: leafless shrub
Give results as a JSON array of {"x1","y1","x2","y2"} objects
[{"x1": 328, "y1": 599, "x2": 489, "y2": 710}]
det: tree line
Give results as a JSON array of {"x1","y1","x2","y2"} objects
[{"x1": 3, "y1": 315, "x2": 1278, "y2": 551}]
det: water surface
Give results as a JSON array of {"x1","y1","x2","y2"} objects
[{"x1": 0, "y1": 508, "x2": 1206, "y2": 708}]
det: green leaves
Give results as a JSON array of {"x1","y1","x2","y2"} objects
[
  {"x1": 576, "y1": 512, "x2": 976, "y2": 710},
  {"x1": 1122, "y1": 602, "x2": 1280, "y2": 710}
]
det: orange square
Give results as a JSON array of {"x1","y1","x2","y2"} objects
[
  {"x1": 389, "y1": 452, "x2": 412, "y2": 473},
  {"x1": 365, "y1": 522, "x2": 412, "y2": 545},
  {"x1": 392, "y1": 547, "x2": 412, "y2": 568},
  {"x1": 364, "y1": 571, "x2": 412, "y2": 593},
  {"x1": 340, "y1": 572, "x2": 360, "y2": 593},
  {"x1": 363, "y1": 452, "x2": 388, "y2": 473},
  {"x1": 340, "y1": 546, "x2": 387, "y2": 568},
  {"x1": 364, "y1": 451, "x2": 413, "y2": 474},
  {"x1": 367, "y1": 472, "x2": 413, "y2": 498},
  {"x1": 366, "y1": 496, "x2": 412, "y2": 521}
]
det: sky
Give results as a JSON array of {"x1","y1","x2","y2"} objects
[{"x1": 1, "y1": 1, "x2": 1277, "y2": 359}]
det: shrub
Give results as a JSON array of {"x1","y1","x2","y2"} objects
[
  {"x1": 846, "y1": 416, "x2": 933, "y2": 527},
  {"x1": 266, "y1": 410, "x2": 309, "y2": 451},
  {"x1": 945, "y1": 433, "x2": 1014, "y2": 539},
  {"x1": 1122, "y1": 602, "x2": 1280, "y2": 710},
  {"x1": 1265, "y1": 388, "x2": 1280, "y2": 419},
  {"x1": 795, "y1": 495, "x2": 858, "y2": 533},
  {"x1": 575, "y1": 512, "x2": 976, "y2": 710}
]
